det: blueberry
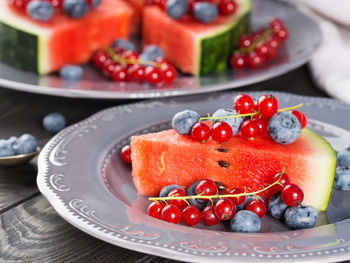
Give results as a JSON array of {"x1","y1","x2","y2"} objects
[
  {"x1": 172, "y1": 110, "x2": 200, "y2": 135},
  {"x1": 334, "y1": 167, "x2": 350, "y2": 191},
  {"x1": 111, "y1": 38, "x2": 136, "y2": 51},
  {"x1": 139, "y1": 45, "x2": 164, "y2": 61},
  {"x1": 43, "y1": 113, "x2": 67, "y2": 133},
  {"x1": 267, "y1": 192, "x2": 288, "y2": 220},
  {"x1": 236, "y1": 195, "x2": 264, "y2": 211},
  {"x1": 166, "y1": 0, "x2": 188, "y2": 19},
  {"x1": 26, "y1": 1, "x2": 54, "y2": 21},
  {"x1": 212, "y1": 109, "x2": 243, "y2": 136},
  {"x1": 186, "y1": 180, "x2": 207, "y2": 209},
  {"x1": 337, "y1": 147, "x2": 350, "y2": 168},
  {"x1": 159, "y1": 184, "x2": 184, "y2": 197},
  {"x1": 4, "y1": 136, "x2": 18, "y2": 147},
  {"x1": 91, "y1": 0, "x2": 101, "y2": 8},
  {"x1": 193, "y1": 2, "x2": 218, "y2": 24},
  {"x1": 284, "y1": 205, "x2": 318, "y2": 230},
  {"x1": 267, "y1": 112, "x2": 301, "y2": 144},
  {"x1": 60, "y1": 65, "x2": 83, "y2": 81},
  {"x1": 0, "y1": 141, "x2": 15, "y2": 157},
  {"x1": 63, "y1": 0, "x2": 88, "y2": 19},
  {"x1": 230, "y1": 210, "x2": 262, "y2": 233},
  {"x1": 13, "y1": 134, "x2": 37, "y2": 155}
]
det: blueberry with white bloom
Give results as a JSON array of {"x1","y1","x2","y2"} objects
[
  {"x1": 140, "y1": 45, "x2": 164, "y2": 61},
  {"x1": 284, "y1": 205, "x2": 318, "y2": 230},
  {"x1": 63, "y1": 0, "x2": 88, "y2": 19},
  {"x1": 60, "y1": 65, "x2": 83, "y2": 81},
  {"x1": 0, "y1": 141, "x2": 15, "y2": 157},
  {"x1": 111, "y1": 38, "x2": 136, "y2": 51},
  {"x1": 4, "y1": 136, "x2": 18, "y2": 147},
  {"x1": 159, "y1": 184, "x2": 184, "y2": 197},
  {"x1": 91, "y1": 0, "x2": 101, "y2": 8},
  {"x1": 267, "y1": 192, "x2": 288, "y2": 220},
  {"x1": 236, "y1": 195, "x2": 264, "y2": 211},
  {"x1": 43, "y1": 113, "x2": 66, "y2": 133},
  {"x1": 193, "y1": 2, "x2": 218, "y2": 24},
  {"x1": 27, "y1": 1, "x2": 54, "y2": 22},
  {"x1": 172, "y1": 110, "x2": 200, "y2": 135},
  {"x1": 268, "y1": 112, "x2": 301, "y2": 144},
  {"x1": 334, "y1": 167, "x2": 350, "y2": 191},
  {"x1": 13, "y1": 134, "x2": 37, "y2": 155},
  {"x1": 166, "y1": 0, "x2": 188, "y2": 19},
  {"x1": 212, "y1": 109, "x2": 243, "y2": 136},
  {"x1": 337, "y1": 147, "x2": 350, "y2": 168},
  {"x1": 230, "y1": 210, "x2": 262, "y2": 233}
]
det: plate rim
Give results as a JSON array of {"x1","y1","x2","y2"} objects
[{"x1": 37, "y1": 91, "x2": 350, "y2": 262}]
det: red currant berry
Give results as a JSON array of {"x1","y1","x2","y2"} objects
[
  {"x1": 102, "y1": 58, "x2": 115, "y2": 76},
  {"x1": 230, "y1": 53, "x2": 247, "y2": 70},
  {"x1": 49, "y1": 0, "x2": 64, "y2": 9},
  {"x1": 167, "y1": 188, "x2": 187, "y2": 210},
  {"x1": 92, "y1": 50, "x2": 108, "y2": 69},
  {"x1": 196, "y1": 179, "x2": 218, "y2": 200},
  {"x1": 233, "y1": 94, "x2": 254, "y2": 114},
  {"x1": 211, "y1": 122, "x2": 233, "y2": 143},
  {"x1": 162, "y1": 66, "x2": 177, "y2": 83},
  {"x1": 240, "y1": 120, "x2": 259, "y2": 138},
  {"x1": 218, "y1": 0, "x2": 237, "y2": 16},
  {"x1": 181, "y1": 205, "x2": 202, "y2": 226},
  {"x1": 127, "y1": 64, "x2": 145, "y2": 82},
  {"x1": 122, "y1": 50, "x2": 139, "y2": 65},
  {"x1": 251, "y1": 28, "x2": 266, "y2": 41},
  {"x1": 113, "y1": 46, "x2": 125, "y2": 54},
  {"x1": 155, "y1": 57, "x2": 170, "y2": 65},
  {"x1": 120, "y1": 145, "x2": 131, "y2": 163},
  {"x1": 246, "y1": 199, "x2": 266, "y2": 218},
  {"x1": 148, "y1": 201, "x2": 166, "y2": 219},
  {"x1": 290, "y1": 110, "x2": 307, "y2": 129},
  {"x1": 272, "y1": 172, "x2": 290, "y2": 191},
  {"x1": 161, "y1": 204, "x2": 181, "y2": 224},
  {"x1": 254, "y1": 118, "x2": 268, "y2": 135},
  {"x1": 111, "y1": 65, "x2": 127, "y2": 82},
  {"x1": 191, "y1": 122, "x2": 211, "y2": 142},
  {"x1": 266, "y1": 36, "x2": 281, "y2": 50},
  {"x1": 154, "y1": 0, "x2": 166, "y2": 10},
  {"x1": 269, "y1": 18, "x2": 284, "y2": 31},
  {"x1": 255, "y1": 42, "x2": 270, "y2": 59},
  {"x1": 238, "y1": 35, "x2": 253, "y2": 49},
  {"x1": 9, "y1": 0, "x2": 30, "y2": 10},
  {"x1": 145, "y1": 66, "x2": 163, "y2": 85},
  {"x1": 214, "y1": 198, "x2": 235, "y2": 220},
  {"x1": 257, "y1": 94, "x2": 279, "y2": 117},
  {"x1": 274, "y1": 27, "x2": 289, "y2": 42},
  {"x1": 202, "y1": 206, "x2": 221, "y2": 226},
  {"x1": 247, "y1": 51, "x2": 265, "y2": 69},
  {"x1": 228, "y1": 188, "x2": 245, "y2": 205},
  {"x1": 281, "y1": 184, "x2": 304, "y2": 207}
]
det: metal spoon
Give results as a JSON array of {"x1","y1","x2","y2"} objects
[{"x1": 0, "y1": 147, "x2": 41, "y2": 167}]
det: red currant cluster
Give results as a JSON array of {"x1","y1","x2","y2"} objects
[
  {"x1": 189, "y1": 93, "x2": 307, "y2": 143},
  {"x1": 230, "y1": 18, "x2": 289, "y2": 70},
  {"x1": 154, "y1": 0, "x2": 238, "y2": 18},
  {"x1": 8, "y1": 0, "x2": 96, "y2": 12},
  {"x1": 92, "y1": 48, "x2": 177, "y2": 85},
  {"x1": 147, "y1": 172, "x2": 304, "y2": 228}
]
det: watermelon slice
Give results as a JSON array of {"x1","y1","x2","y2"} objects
[
  {"x1": 0, "y1": 0, "x2": 133, "y2": 74},
  {"x1": 142, "y1": 0, "x2": 251, "y2": 75},
  {"x1": 131, "y1": 128, "x2": 336, "y2": 211}
]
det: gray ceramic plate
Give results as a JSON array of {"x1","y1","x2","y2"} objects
[
  {"x1": 37, "y1": 91, "x2": 350, "y2": 262},
  {"x1": 0, "y1": 1, "x2": 320, "y2": 99}
]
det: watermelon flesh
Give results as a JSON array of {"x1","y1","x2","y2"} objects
[
  {"x1": 131, "y1": 128, "x2": 336, "y2": 211},
  {"x1": 0, "y1": 0, "x2": 133, "y2": 74},
  {"x1": 142, "y1": 0, "x2": 251, "y2": 75}
]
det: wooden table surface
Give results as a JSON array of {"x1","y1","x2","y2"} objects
[{"x1": 0, "y1": 66, "x2": 329, "y2": 263}]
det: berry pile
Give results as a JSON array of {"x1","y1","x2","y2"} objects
[
  {"x1": 147, "y1": 172, "x2": 318, "y2": 232},
  {"x1": 334, "y1": 148, "x2": 350, "y2": 191},
  {"x1": 0, "y1": 134, "x2": 38, "y2": 157},
  {"x1": 92, "y1": 41, "x2": 177, "y2": 85},
  {"x1": 171, "y1": 93, "x2": 307, "y2": 145},
  {"x1": 8, "y1": 0, "x2": 101, "y2": 21},
  {"x1": 154, "y1": 0, "x2": 237, "y2": 24},
  {"x1": 230, "y1": 18, "x2": 289, "y2": 69}
]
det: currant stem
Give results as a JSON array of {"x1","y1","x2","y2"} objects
[
  {"x1": 198, "y1": 103, "x2": 304, "y2": 122},
  {"x1": 149, "y1": 177, "x2": 280, "y2": 202}
]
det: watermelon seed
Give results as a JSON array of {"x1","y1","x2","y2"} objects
[
  {"x1": 217, "y1": 148, "x2": 229, "y2": 153},
  {"x1": 218, "y1": 160, "x2": 230, "y2": 168},
  {"x1": 215, "y1": 182, "x2": 225, "y2": 191}
]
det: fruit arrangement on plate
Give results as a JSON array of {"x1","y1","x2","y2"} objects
[
  {"x1": 0, "y1": 0, "x2": 289, "y2": 86},
  {"x1": 120, "y1": 93, "x2": 340, "y2": 233}
]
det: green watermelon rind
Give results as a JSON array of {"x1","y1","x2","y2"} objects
[
  {"x1": 195, "y1": 0, "x2": 252, "y2": 75},
  {"x1": 304, "y1": 128, "x2": 336, "y2": 212}
]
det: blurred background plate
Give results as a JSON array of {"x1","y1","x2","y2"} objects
[{"x1": 0, "y1": 0, "x2": 320, "y2": 99}]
